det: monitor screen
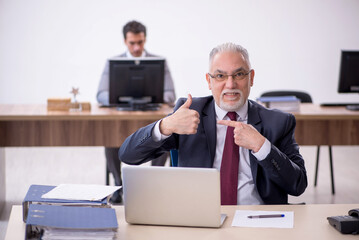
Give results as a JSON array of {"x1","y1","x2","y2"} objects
[
  {"x1": 338, "y1": 51, "x2": 359, "y2": 93},
  {"x1": 109, "y1": 58, "x2": 165, "y2": 110}
]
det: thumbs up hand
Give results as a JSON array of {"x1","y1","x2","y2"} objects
[{"x1": 160, "y1": 94, "x2": 200, "y2": 135}]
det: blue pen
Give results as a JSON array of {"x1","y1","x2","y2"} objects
[{"x1": 247, "y1": 214, "x2": 285, "y2": 219}]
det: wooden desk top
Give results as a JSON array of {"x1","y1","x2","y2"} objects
[
  {"x1": 0, "y1": 104, "x2": 173, "y2": 121},
  {"x1": 5, "y1": 204, "x2": 359, "y2": 240},
  {"x1": 1, "y1": 103, "x2": 358, "y2": 146},
  {"x1": 1, "y1": 103, "x2": 358, "y2": 121},
  {"x1": 293, "y1": 103, "x2": 359, "y2": 120},
  {"x1": 0, "y1": 104, "x2": 173, "y2": 147}
]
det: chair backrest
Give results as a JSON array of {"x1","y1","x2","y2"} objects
[
  {"x1": 170, "y1": 149, "x2": 178, "y2": 167},
  {"x1": 260, "y1": 91, "x2": 313, "y2": 103}
]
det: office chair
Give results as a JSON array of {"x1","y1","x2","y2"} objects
[
  {"x1": 106, "y1": 166, "x2": 110, "y2": 185},
  {"x1": 260, "y1": 90, "x2": 335, "y2": 195},
  {"x1": 170, "y1": 149, "x2": 178, "y2": 167}
]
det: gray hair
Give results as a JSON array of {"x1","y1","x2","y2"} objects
[{"x1": 209, "y1": 42, "x2": 251, "y2": 69}]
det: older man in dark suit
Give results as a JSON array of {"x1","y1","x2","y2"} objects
[{"x1": 119, "y1": 42, "x2": 307, "y2": 205}]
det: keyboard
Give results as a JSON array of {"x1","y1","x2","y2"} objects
[
  {"x1": 320, "y1": 103, "x2": 359, "y2": 111},
  {"x1": 320, "y1": 102, "x2": 359, "y2": 107},
  {"x1": 99, "y1": 103, "x2": 131, "y2": 108},
  {"x1": 100, "y1": 103, "x2": 161, "y2": 111}
]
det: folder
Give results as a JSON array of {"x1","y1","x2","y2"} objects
[
  {"x1": 257, "y1": 96, "x2": 300, "y2": 112},
  {"x1": 25, "y1": 204, "x2": 118, "y2": 240},
  {"x1": 22, "y1": 185, "x2": 109, "y2": 222}
]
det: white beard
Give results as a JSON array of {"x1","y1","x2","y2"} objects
[{"x1": 219, "y1": 89, "x2": 245, "y2": 111}]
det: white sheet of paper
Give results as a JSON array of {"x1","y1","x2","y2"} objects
[
  {"x1": 41, "y1": 184, "x2": 121, "y2": 201},
  {"x1": 232, "y1": 210, "x2": 294, "y2": 228}
]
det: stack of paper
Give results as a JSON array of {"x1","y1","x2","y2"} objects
[
  {"x1": 41, "y1": 184, "x2": 121, "y2": 201},
  {"x1": 25, "y1": 204, "x2": 118, "y2": 240},
  {"x1": 257, "y1": 96, "x2": 300, "y2": 112}
]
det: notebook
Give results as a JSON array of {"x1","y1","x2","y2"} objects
[{"x1": 122, "y1": 166, "x2": 226, "y2": 228}]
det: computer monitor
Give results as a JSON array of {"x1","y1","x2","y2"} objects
[
  {"x1": 338, "y1": 51, "x2": 359, "y2": 93},
  {"x1": 109, "y1": 57, "x2": 165, "y2": 111},
  {"x1": 337, "y1": 51, "x2": 359, "y2": 110}
]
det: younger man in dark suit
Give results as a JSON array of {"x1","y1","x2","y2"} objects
[{"x1": 119, "y1": 42, "x2": 307, "y2": 205}]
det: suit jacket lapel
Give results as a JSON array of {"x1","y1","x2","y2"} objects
[
  {"x1": 248, "y1": 100, "x2": 262, "y2": 132},
  {"x1": 247, "y1": 100, "x2": 263, "y2": 184},
  {"x1": 202, "y1": 98, "x2": 216, "y2": 166}
]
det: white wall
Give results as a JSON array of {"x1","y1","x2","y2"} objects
[{"x1": 1, "y1": 0, "x2": 359, "y2": 104}]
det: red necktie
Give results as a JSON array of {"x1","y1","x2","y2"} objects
[{"x1": 220, "y1": 112, "x2": 239, "y2": 205}]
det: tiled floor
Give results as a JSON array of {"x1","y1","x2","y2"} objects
[{"x1": 1, "y1": 146, "x2": 359, "y2": 240}]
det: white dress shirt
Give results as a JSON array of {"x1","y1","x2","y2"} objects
[
  {"x1": 152, "y1": 100, "x2": 272, "y2": 205},
  {"x1": 213, "y1": 101, "x2": 269, "y2": 205},
  {"x1": 125, "y1": 50, "x2": 146, "y2": 58}
]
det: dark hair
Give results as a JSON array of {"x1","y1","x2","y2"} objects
[{"x1": 123, "y1": 20, "x2": 147, "y2": 39}]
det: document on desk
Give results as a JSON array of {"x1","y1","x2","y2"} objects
[
  {"x1": 42, "y1": 184, "x2": 121, "y2": 201},
  {"x1": 232, "y1": 210, "x2": 294, "y2": 228}
]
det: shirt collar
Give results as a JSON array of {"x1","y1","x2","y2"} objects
[
  {"x1": 125, "y1": 50, "x2": 146, "y2": 58},
  {"x1": 214, "y1": 100, "x2": 248, "y2": 121}
]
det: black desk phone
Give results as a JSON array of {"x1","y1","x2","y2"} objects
[{"x1": 327, "y1": 208, "x2": 359, "y2": 234}]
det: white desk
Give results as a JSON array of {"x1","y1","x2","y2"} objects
[{"x1": 5, "y1": 204, "x2": 359, "y2": 240}]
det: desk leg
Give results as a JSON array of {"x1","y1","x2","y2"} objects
[{"x1": 0, "y1": 148, "x2": 5, "y2": 213}]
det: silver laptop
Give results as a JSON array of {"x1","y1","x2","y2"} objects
[{"x1": 122, "y1": 166, "x2": 226, "y2": 228}]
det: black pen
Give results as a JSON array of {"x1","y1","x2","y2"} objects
[{"x1": 247, "y1": 214, "x2": 285, "y2": 219}]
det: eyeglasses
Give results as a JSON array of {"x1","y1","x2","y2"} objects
[{"x1": 208, "y1": 70, "x2": 251, "y2": 82}]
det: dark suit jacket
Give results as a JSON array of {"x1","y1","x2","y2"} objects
[{"x1": 119, "y1": 96, "x2": 308, "y2": 204}]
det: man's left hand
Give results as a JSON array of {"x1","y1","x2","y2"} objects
[{"x1": 217, "y1": 120, "x2": 265, "y2": 153}]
